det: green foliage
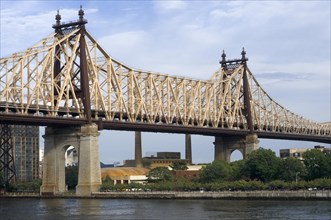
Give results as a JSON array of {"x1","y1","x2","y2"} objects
[
  {"x1": 326, "y1": 153, "x2": 331, "y2": 178},
  {"x1": 99, "y1": 178, "x2": 331, "y2": 192},
  {"x1": 230, "y1": 160, "x2": 247, "y2": 181},
  {"x1": 199, "y1": 160, "x2": 232, "y2": 182},
  {"x1": 171, "y1": 178, "x2": 200, "y2": 191},
  {"x1": 278, "y1": 157, "x2": 306, "y2": 182},
  {"x1": 147, "y1": 167, "x2": 173, "y2": 182},
  {"x1": 65, "y1": 165, "x2": 78, "y2": 190},
  {"x1": 100, "y1": 175, "x2": 114, "y2": 191},
  {"x1": 170, "y1": 161, "x2": 188, "y2": 171},
  {"x1": 148, "y1": 181, "x2": 173, "y2": 191},
  {"x1": 303, "y1": 149, "x2": 330, "y2": 180},
  {"x1": 267, "y1": 180, "x2": 289, "y2": 190},
  {"x1": 97, "y1": 148, "x2": 331, "y2": 193},
  {"x1": 243, "y1": 148, "x2": 281, "y2": 182},
  {"x1": 9, "y1": 179, "x2": 42, "y2": 192},
  {"x1": 102, "y1": 175, "x2": 113, "y2": 184}
]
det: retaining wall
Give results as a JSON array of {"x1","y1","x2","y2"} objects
[{"x1": 92, "y1": 190, "x2": 331, "y2": 200}]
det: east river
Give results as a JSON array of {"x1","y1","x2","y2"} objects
[{"x1": 0, "y1": 198, "x2": 330, "y2": 220}]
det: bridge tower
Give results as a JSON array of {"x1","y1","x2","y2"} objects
[
  {"x1": 40, "y1": 7, "x2": 101, "y2": 196},
  {"x1": 214, "y1": 49, "x2": 259, "y2": 162},
  {"x1": 0, "y1": 124, "x2": 16, "y2": 186}
]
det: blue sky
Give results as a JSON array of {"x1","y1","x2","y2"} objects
[{"x1": 1, "y1": 0, "x2": 330, "y2": 164}]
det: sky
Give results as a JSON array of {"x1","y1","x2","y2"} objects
[{"x1": 1, "y1": 0, "x2": 330, "y2": 164}]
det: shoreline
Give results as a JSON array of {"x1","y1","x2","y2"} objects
[{"x1": 1, "y1": 190, "x2": 330, "y2": 200}]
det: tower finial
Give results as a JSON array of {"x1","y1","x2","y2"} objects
[
  {"x1": 78, "y1": 5, "x2": 85, "y2": 21},
  {"x1": 220, "y1": 49, "x2": 227, "y2": 67},
  {"x1": 221, "y1": 50, "x2": 226, "y2": 61},
  {"x1": 241, "y1": 47, "x2": 246, "y2": 61},
  {"x1": 55, "y1": 9, "x2": 61, "y2": 26}
]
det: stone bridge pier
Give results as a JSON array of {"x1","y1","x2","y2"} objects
[
  {"x1": 214, "y1": 134, "x2": 259, "y2": 162},
  {"x1": 40, "y1": 123, "x2": 101, "y2": 196}
]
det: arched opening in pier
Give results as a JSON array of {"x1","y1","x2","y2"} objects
[
  {"x1": 230, "y1": 149, "x2": 243, "y2": 162},
  {"x1": 64, "y1": 145, "x2": 78, "y2": 191}
]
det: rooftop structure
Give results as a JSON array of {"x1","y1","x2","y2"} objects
[
  {"x1": 280, "y1": 145, "x2": 331, "y2": 160},
  {"x1": 124, "y1": 151, "x2": 188, "y2": 169}
]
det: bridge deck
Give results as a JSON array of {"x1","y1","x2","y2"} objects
[{"x1": 0, "y1": 112, "x2": 330, "y2": 144}]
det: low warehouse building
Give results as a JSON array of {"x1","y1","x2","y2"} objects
[{"x1": 101, "y1": 167, "x2": 149, "y2": 185}]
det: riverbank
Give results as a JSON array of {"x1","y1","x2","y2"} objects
[
  {"x1": 1, "y1": 190, "x2": 331, "y2": 200},
  {"x1": 92, "y1": 190, "x2": 331, "y2": 200}
]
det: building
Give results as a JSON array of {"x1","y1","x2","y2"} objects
[
  {"x1": 279, "y1": 148, "x2": 307, "y2": 160},
  {"x1": 171, "y1": 165, "x2": 204, "y2": 180},
  {"x1": 101, "y1": 167, "x2": 149, "y2": 185},
  {"x1": 8, "y1": 125, "x2": 39, "y2": 181},
  {"x1": 280, "y1": 145, "x2": 331, "y2": 161},
  {"x1": 124, "y1": 152, "x2": 189, "y2": 169}
]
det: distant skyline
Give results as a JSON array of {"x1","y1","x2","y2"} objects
[{"x1": 1, "y1": 1, "x2": 330, "y2": 164}]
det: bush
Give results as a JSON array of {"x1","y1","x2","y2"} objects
[
  {"x1": 9, "y1": 179, "x2": 42, "y2": 192},
  {"x1": 199, "y1": 160, "x2": 232, "y2": 182},
  {"x1": 147, "y1": 167, "x2": 173, "y2": 182},
  {"x1": 267, "y1": 180, "x2": 289, "y2": 190}
]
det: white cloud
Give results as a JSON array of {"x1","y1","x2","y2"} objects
[
  {"x1": 153, "y1": 0, "x2": 187, "y2": 12},
  {"x1": 0, "y1": 6, "x2": 98, "y2": 57}
]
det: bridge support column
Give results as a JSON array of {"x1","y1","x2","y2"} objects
[
  {"x1": 40, "y1": 124, "x2": 101, "y2": 196},
  {"x1": 214, "y1": 136, "x2": 231, "y2": 162},
  {"x1": 76, "y1": 124, "x2": 101, "y2": 196},
  {"x1": 135, "y1": 131, "x2": 143, "y2": 168},
  {"x1": 214, "y1": 134, "x2": 259, "y2": 162},
  {"x1": 244, "y1": 134, "x2": 259, "y2": 157},
  {"x1": 185, "y1": 134, "x2": 192, "y2": 164},
  {"x1": 41, "y1": 126, "x2": 80, "y2": 195}
]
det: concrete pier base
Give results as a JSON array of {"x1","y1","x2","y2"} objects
[
  {"x1": 40, "y1": 124, "x2": 101, "y2": 196},
  {"x1": 76, "y1": 124, "x2": 101, "y2": 196},
  {"x1": 214, "y1": 134, "x2": 259, "y2": 162}
]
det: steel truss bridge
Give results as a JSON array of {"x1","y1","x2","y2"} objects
[{"x1": 0, "y1": 9, "x2": 330, "y2": 144}]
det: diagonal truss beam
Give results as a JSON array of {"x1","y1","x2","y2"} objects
[{"x1": 0, "y1": 27, "x2": 330, "y2": 140}]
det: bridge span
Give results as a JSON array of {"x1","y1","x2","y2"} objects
[
  {"x1": 0, "y1": 114, "x2": 330, "y2": 144},
  {"x1": 0, "y1": 8, "x2": 330, "y2": 196}
]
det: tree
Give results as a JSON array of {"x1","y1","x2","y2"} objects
[
  {"x1": 199, "y1": 160, "x2": 232, "y2": 182},
  {"x1": 278, "y1": 157, "x2": 306, "y2": 182},
  {"x1": 326, "y1": 152, "x2": 331, "y2": 178},
  {"x1": 65, "y1": 165, "x2": 78, "y2": 190},
  {"x1": 170, "y1": 161, "x2": 188, "y2": 171},
  {"x1": 243, "y1": 148, "x2": 281, "y2": 182},
  {"x1": 230, "y1": 160, "x2": 247, "y2": 181},
  {"x1": 102, "y1": 175, "x2": 113, "y2": 184},
  {"x1": 303, "y1": 149, "x2": 329, "y2": 180},
  {"x1": 147, "y1": 167, "x2": 173, "y2": 182}
]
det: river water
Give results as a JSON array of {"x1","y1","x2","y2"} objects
[{"x1": 0, "y1": 198, "x2": 330, "y2": 220}]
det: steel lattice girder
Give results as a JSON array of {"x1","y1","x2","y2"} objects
[{"x1": 0, "y1": 27, "x2": 330, "y2": 139}]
